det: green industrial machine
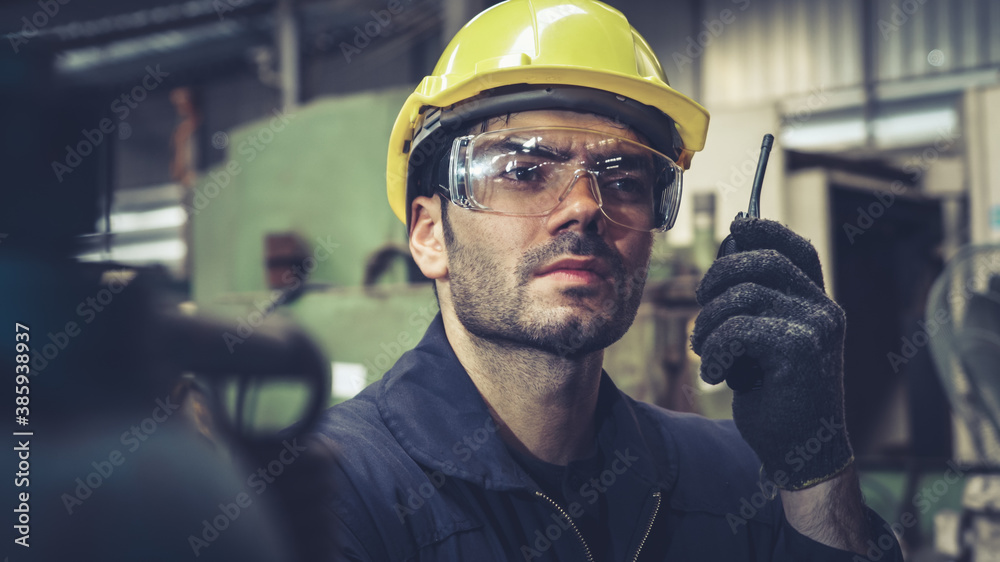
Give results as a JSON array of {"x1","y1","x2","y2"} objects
[{"x1": 191, "y1": 87, "x2": 414, "y2": 304}]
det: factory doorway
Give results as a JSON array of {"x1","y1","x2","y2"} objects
[{"x1": 830, "y1": 183, "x2": 949, "y2": 460}]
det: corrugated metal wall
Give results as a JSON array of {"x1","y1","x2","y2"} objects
[
  {"x1": 876, "y1": 0, "x2": 1000, "y2": 81},
  {"x1": 698, "y1": 0, "x2": 1000, "y2": 107}
]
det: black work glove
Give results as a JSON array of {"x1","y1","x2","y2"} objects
[{"x1": 691, "y1": 218, "x2": 854, "y2": 490}]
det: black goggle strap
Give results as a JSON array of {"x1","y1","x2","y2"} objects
[{"x1": 662, "y1": 165, "x2": 682, "y2": 230}]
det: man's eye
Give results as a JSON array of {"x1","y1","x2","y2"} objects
[
  {"x1": 501, "y1": 161, "x2": 544, "y2": 182},
  {"x1": 603, "y1": 177, "x2": 647, "y2": 195}
]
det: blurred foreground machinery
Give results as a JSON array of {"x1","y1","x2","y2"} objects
[
  {"x1": 1, "y1": 44, "x2": 334, "y2": 558},
  {"x1": 927, "y1": 244, "x2": 1000, "y2": 561},
  {"x1": 1, "y1": 256, "x2": 335, "y2": 561}
]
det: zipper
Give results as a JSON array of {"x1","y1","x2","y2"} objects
[
  {"x1": 534, "y1": 490, "x2": 595, "y2": 562},
  {"x1": 629, "y1": 491, "x2": 662, "y2": 562}
]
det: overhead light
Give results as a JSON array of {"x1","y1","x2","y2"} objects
[
  {"x1": 107, "y1": 206, "x2": 187, "y2": 233},
  {"x1": 873, "y1": 106, "x2": 957, "y2": 146},
  {"x1": 781, "y1": 119, "x2": 867, "y2": 150},
  {"x1": 78, "y1": 239, "x2": 186, "y2": 263},
  {"x1": 781, "y1": 103, "x2": 958, "y2": 150}
]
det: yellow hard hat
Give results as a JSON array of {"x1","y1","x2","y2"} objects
[{"x1": 387, "y1": 0, "x2": 710, "y2": 226}]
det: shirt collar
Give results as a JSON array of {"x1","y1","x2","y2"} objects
[{"x1": 376, "y1": 314, "x2": 678, "y2": 493}]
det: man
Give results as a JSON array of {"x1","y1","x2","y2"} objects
[{"x1": 315, "y1": 0, "x2": 904, "y2": 560}]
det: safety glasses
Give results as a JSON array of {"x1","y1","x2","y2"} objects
[{"x1": 442, "y1": 127, "x2": 683, "y2": 232}]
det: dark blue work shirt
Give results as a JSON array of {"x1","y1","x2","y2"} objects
[{"x1": 313, "y1": 315, "x2": 903, "y2": 561}]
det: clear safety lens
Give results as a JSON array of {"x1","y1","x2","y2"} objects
[{"x1": 449, "y1": 127, "x2": 682, "y2": 232}]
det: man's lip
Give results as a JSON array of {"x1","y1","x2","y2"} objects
[{"x1": 535, "y1": 258, "x2": 611, "y2": 280}]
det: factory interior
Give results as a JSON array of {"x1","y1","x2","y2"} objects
[{"x1": 2, "y1": 0, "x2": 999, "y2": 560}]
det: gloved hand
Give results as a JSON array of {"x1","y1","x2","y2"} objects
[{"x1": 690, "y1": 217, "x2": 854, "y2": 490}]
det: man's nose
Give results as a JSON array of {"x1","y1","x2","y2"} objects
[{"x1": 544, "y1": 173, "x2": 605, "y2": 235}]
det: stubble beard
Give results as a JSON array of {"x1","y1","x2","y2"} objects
[{"x1": 444, "y1": 221, "x2": 651, "y2": 358}]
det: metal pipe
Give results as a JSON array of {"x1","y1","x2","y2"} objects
[{"x1": 276, "y1": 0, "x2": 299, "y2": 111}]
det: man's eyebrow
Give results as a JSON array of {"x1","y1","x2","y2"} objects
[{"x1": 489, "y1": 137, "x2": 572, "y2": 161}]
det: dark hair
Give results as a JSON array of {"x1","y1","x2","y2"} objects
[{"x1": 438, "y1": 192, "x2": 453, "y2": 247}]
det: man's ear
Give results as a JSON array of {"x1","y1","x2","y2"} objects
[{"x1": 409, "y1": 195, "x2": 448, "y2": 280}]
